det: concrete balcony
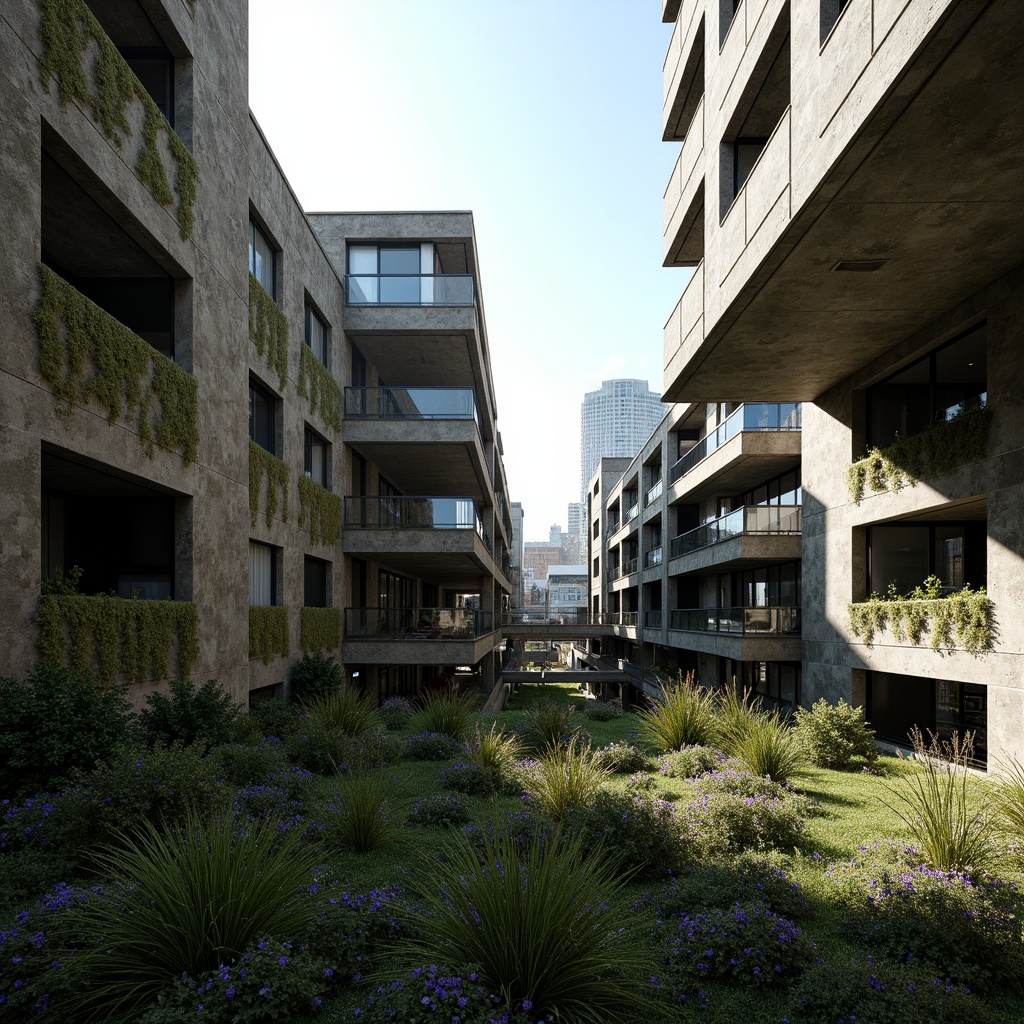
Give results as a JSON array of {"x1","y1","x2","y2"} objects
[
  {"x1": 662, "y1": 0, "x2": 704, "y2": 141},
  {"x1": 342, "y1": 606, "x2": 498, "y2": 666},
  {"x1": 666, "y1": 605, "x2": 802, "y2": 661},
  {"x1": 663, "y1": 262, "x2": 704, "y2": 396},
  {"x1": 668, "y1": 504, "x2": 801, "y2": 574},
  {"x1": 663, "y1": 0, "x2": 683, "y2": 21},
  {"x1": 663, "y1": 98, "x2": 705, "y2": 266},
  {"x1": 712, "y1": 0, "x2": 783, "y2": 126}
]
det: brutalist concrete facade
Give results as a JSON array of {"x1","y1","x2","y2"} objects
[
  {"x1": 659, "y1": 0, "x2": 1024, "y2": 764},
  {"x1": 0, "y1": 0, "x2": 511, "y2": 706}
]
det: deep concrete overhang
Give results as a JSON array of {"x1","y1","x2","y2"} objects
[
  {"x1": 667, "y1": 532, "x2": 803, "y2": 576},
  {"x1": 665, "y1": 1, "x2": 1024, "y2": 403},
  {"x1": 341, "y1": 528, "x2": 499, "y2": 586},
  {"x1": 663, "y1": 632, "x2": 803, "y2": 661}
]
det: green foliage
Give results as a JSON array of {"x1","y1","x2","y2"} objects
[
  {"x1": 848, "y1": 575, "x2": 993, "y2": 655},
  {"x1": 248, "y1": 605, "x2": 289, "y2": 664},
  {"x1": 636, "y1": 672, "x2": 718, "y2": 752},
  {"x1": 298, "y1": 606, "x2": 340, "y2": 655},
  {"x1": 297, "y1": 344, "x2": 342, "y2": 430},
  {"x1": 242, "y1": 696, "x2": 300, "y2": 741},
  {"x1": 410, "y1": 792, "x2": 472, "y2": 828},
  {"x1": 847, "y1": 406, "x2": 992, "y2": 504},
  {"x1": 318, "y1": 772, "x2": 393, "y2": 854},
  {"x1": 594, "y1": 740, "x2": 650, "y2": 774},
  {"x1": 248, "y1": 440, "x2": 290, "y2": 526},
  {"x1": 522, "y1": 698, "x2": 581, "y2": 749},
  {"x1": 304, "y1": 684, "x2": 382, "y2": 737},
  {"x1": 438, "y1": 760, "x2": 505, "y2": 797},
  {"x1": 794, "y1": 697, "x2": 879, "y2": 769},
  {"x1": 289, "y1": 651, "x2": 341, "y2": 702},
  {"x1": 414, "y1": 686, "x2": 479, "y2": 741},
  {"x1": 68, "y1": 812, "x2": 322, "y2": 1020},
  {"x1": 583, "y1": 699, "x2": 622, "y2": 721},
  {"x1": 0, "y1": 662, "x2": 131, "y2": 796},
  {"x1": 395, "y1": 825, "x2": 660, "y2": 1023},
  {"x1": 657, "y1": 744, "x2": 723, "y2": 779},
  {"x1": 714, "y1": 684, "x2": 764, "y2": 753},
  {"x1": 35, "y1": 265, "x2": 199, "y2": 460},
  {"x1": 522, "y1": 738, "x2": 612, "y2": 820},
  {"x1": 36, "y1": 592, "x2": 198, "y2": 685},
  {"x1": 994, "y1": 756, "x2": 1024, "y2": 856},
  {"x1": 38, "y1": 0, "x2": 198, "y2": 239},
  {"x1": 379, "y1": 695, "x2": 416, "y2": 730},
  {"x1": 404, "y1": 730, "x2": 462, "y2": 761},
  {"x1": 463, "y1": 721, "x2": 524, "y2": 774},
  {"x1": 884, "y1": 728, "x2": 995, "y2": 873},
  {"x1": 731, "y1": 711, "x2": 805, "y2": 783},
  {"x1": 210, "y1": 740, "x2": 290, "y2": 787},
  {"x1": 297, "y1": 475, "x2": 341, "y2": 545},
  {"x1": 138, "y1": 678, "x2": 241, "y2": 749},
  {"x1": 248, "y1": 274, "x2": 288, "y2": 387}
]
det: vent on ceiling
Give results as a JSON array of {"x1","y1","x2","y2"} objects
[{"x1": 831, "y1": 259, "x2": 889, "y2": 273}]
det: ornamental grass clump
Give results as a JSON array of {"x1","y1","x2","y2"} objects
[
  {"x1": 636, "y1": 673, "x2": 717, "y2": 752},
  {"x1": 714, "y1": 684, "x2": 764, "y2": 753},
  {"x1": 993, "y1": 755, "x2": 1024, "y2": 857},
  {"x1": 318, "y1": 771, "x2": 393, "y2": 854},
  {"x1": 393, "y1": 826, "x2": 661, "y2": 1023},
  {"x1": 793, "y1": 697, "x2": 878, "y2": 769},
  {"x1": 522, "y1": 698, "x2": 581, "y2": 750},
  {"x1": 304, "y1": 684, "x2": 382, "y2": 737},
  {"x1": 463, "y1": 720, "x2": 524, "y2": 775},
  {"x1": 730, "y1": 710, "x2": 805, "y2": 783},
  {"x1": 525, "y1": 737, "x2": 612, "y2": 820},
  {"x1": 413, "y1": 686, "x2": 478, "y2": 741}
]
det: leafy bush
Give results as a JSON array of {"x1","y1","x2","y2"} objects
[
  {"x1": 636, "y1": 674, "x2": 717, "y2": 753},
  {"x1": 523, "y1": 699, "x2": 581, "y2": 750},
  {"x1": 562, "y1": 789, "x2": 685, "y2": 879},
  {"x1": 404, "y1": 730, "x2": 463, "y2": 761},
  {"x1": 211, "y1": 739, "x2": 290, "y2": 787},
  {"x1": 413, "y1": 687, "x2": 478, "y2": 741},
  {"x1": 241, "y1": 697, "x2": 300, "y2": 742},
  {"x1": 522, "y1": 739, "x2": 611, "y2": 820},
  {"x1": 138, "y1": 678, "x2": 240, "y2": 750},
  {"x1": 0, "y1": 663, "x2": 131, "y2": 797},
  {"x1": 461, "y1": 809, "x2": 555, "y2": 863},
  {"x1": 731, "y1": 711, "x2": 805, "y2": 783},
  {"x1": 794, "y1": 698, "x2": 878, "y2": 769},
  {"x1": 231, "y1": 771, "x2": 314, "y2": 834},
  {"x1": 288, "y1": 652, "x2": 342, "y2": 704},
  {"x1": 583, "y1": 700, "x2": 622, "y2": 722},
  {"x1": 379, "y1": 695, "x2": 416, "y2": 730},
  {"x1": 304, "y1": 685, "x2": 382, "y2": 737},
  {"x1": 317, "y1": 772, "x2": 393, "y2": 854},
  {"x1": 658, "y1": 745, "x2": 723, "y2": 779},
  {"x1": 394, "y1": 826, "x2": 660, "y2": 1022},
  {"x1": 438, "y1": 761, "x2": 504, "y2": 797},
  {"x1": 285, "y1": 721, "x2": 349, "y2": 774},
  {"x1": 594, "y1": 741, "x2": 650, "y2": 774},
  {"x1": 410, "y1": 793, "x2": 472, "y2": 828}
]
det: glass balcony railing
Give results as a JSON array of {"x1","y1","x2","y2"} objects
[
  {"x1": 644, "y1": 610, "x2": 663, "y2": 628},
  {"x1": 670, "y1": 505, "x2": 801, "y2": 559},
  {"x1": 620, "y1": 611, "x2": 638, "y2": 627},
  {"x1": 344, "y1": 387, "x2": 482, "y2": 432},
  {"x1": 604, "y1": 564, "x2": 621, "y2": 583},
  {"x1": 623, "y1": 557, "x2": 639, "y2": 576},
  {"x1": 343, "y1": 496, "x2": 489, "y2": 547},
  {"x1": 345, "y1": 274, "x2": 475, "y2": 306},
  {"x1": 645, "y1": 478, "x2": 664, "y2": 507},
  {"x1": 644, "y1": 546, "x2": 664, "y2": 568},
  {"x1": 669, "y1": 403, "x2": 801, "y2": 483},
  {"x1": 608, "y1": 514, "x2": 620, "y2": 533},
  {"x1": 623, "y1": 502, "x2": 640, "y2": 525},
  {"x1": 344, "y1": 607, "x2": 493, "y2": 639},
  {"x1": 503, "y1": 610, "x2": 618, "y2": 627},
  {"x1": 669, "y1": 606, "x2": 801, "y2": 635}
]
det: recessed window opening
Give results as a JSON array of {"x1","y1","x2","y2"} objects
[
  {"x1": 304, "y1": 556, "x2": 329, "y2": 607},
  {"x1": 249, "y1": 379, "x2": 277, "y2": 454},
  {"x1": 249, "y1": 218, "x2": 277, "y2": 298},
  {"x1": 867, "y1": 521, "x2": 986, "y2": 596},
  {"x1": 305, "y1": 301, "x2": 329, "y2": 366},
  {"x1": 820, "y1": 0, "x2": 852, "y2": 45},
  {"x1": 249, "y1": 541, "x2": 278, "y2": 606},
  {"x1": 304, "y1": 427, "x2": 329, "y2": 488},
  {"x1": 720, "y1": 0, "x2": 744, "y2": 47}
]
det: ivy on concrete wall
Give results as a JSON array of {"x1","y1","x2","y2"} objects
[
  {"x1": 249, "y1": 440, "x2": 289, "y2": 527},
  {"x1": 38, "y1": 0, "x2": 198, "y2": 240},
  {"x1": 35, "y1": 265, "x2": 199, "y2": 462},
  {"x1": 848, "y1": 576, "x2": 993, "y2": 656},
  {"x1": 249, "y1": 605, "x2": 289, "y2": 664},
  {"x1": 36, "y1": 594, "x2": 198, "y2": 684},
  {"x1": 298, "y1": 345, "x2": 341, "y2": 431},
  {"x1": 300, "y1": 607, "x2": 340, "y2": 654},
  {"x1": 249, "y1": 275, "x2": 289, "y2": 389},
  {"x1": 298, "y1": 476, "x2": 341, "y2": 546},
  {"x1": 847, "y1": 408, "x2": 992, "y2": 504}
]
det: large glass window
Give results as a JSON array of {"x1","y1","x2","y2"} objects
[
  {"x1": 867, "y1": 522, "x2": 986, "y2": 595},
  {"x1": 304, "y1": 556, "x2": 329, "y2": 607},
  {"x1": 304, "y1": 427, "x2": 328, "y2": 488},
  {"x1": 249, "y1": 219, "x2": 276, "y2": 298},
  {"x1": 347, "y1": 245, "x2": 427, "y2": 304},
  {"x1": 305, "y1": 302, "x2": 328, "y2": 366},
  {"x1": 249, "y1": 380, "x2": 277, "y2": 454},
  {"x1": 249, "y1": 541, "x2": 276, "y2": 606}
]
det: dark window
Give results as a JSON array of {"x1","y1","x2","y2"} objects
[
  {"x1": 304, "y1": 427, "x2": 329, "y2": 488},
  {"x1": 734, "y1": 138, "x2": 768, "y2": 196},
  {"x1": 867, "y1": 522, "x2": 986, "y2": 595},
  {"x1": 249, "y1": 219, "x2": 276, "y2": 298},
  {"x1": 249, "y1": 380, "x2": 276, "y2": 453},
  {"x1": 820, "y1": 0, "x2": 852, "y2": 44},
  {"x1": 122, "y1": 49, "x2": 174, "y2": 123},
  {"x1": 304, "y1": 556, "x2": 329, "y2": 607},
  {"x1": 351, "y1": 345, "x2": 366, "y2": 387},
  {"x1": 305, "y1": 302, "x2": 329, "y2": 366}
]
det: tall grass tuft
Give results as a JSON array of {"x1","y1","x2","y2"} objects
[
  {"x1": 395, "y1": 825, "x2": 660, "y2": 1022},
  {"x1": 523, "y1": 699, "x2": 579, "y2": 749},
  {"x1": 414, "y1": 686, "x2": 478, "y2": 741},
  {"x1": 885, "y1": 727, "x2": 995, "y2": 873},
  {"x1": 323, "y1": 770, "x2": 393, "y2": 854},
  {"x1": 714, "y1": 684, "x2": 764, "y2": 753},
  {"x1": 464, "y1": 721, "x2": 524, "y2": 774},
  {"x1": 525, "y1": 737, "x2": 611, "y2": 819},
  {"x1": 635, "y1": 672, "x2": 717, "y2": 752},
  {"x1": 70, "y1": 812, "x2": 321, "y2": 1020},
  {"x1": 304, "y1": 684, "x2": 382, "y2": 736},
  {"x1": 994, "y1": 756, "x2": 1024, "y2": 855},
  {"x1": 731, "y1": 710, "x2": 805, "y2": 783}
]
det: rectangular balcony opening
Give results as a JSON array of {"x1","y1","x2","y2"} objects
[
  {"x1": 346, "y1": 242, "x2": 474, "y2": 306},
  {"x1": 344, "y1": 496, "x2": 488, "y2": 546},
  {"x1": 344, "y1": 386, "x2": 479, "y2": 426},
  {"x1": 344, "y1": 607, "x2": 492, "y2": 640},
  {"x1": 670, "y1": 503, "x2": 801, "y2": 558},
  {"x1": 669, "y1": 606, "x2": 801, "y2": 634}
]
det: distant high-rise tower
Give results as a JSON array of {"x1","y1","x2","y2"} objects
[
  {"x1": 510, "y1": 502, "x2": 525, "y2": 609},
  {"x1": 580, "y1": 380, "x2": 663, "y2": 501}
]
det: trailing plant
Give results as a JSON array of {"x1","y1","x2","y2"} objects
[
  {"x1": 248, "y1": 274, "x2": 288, "y2": 387},
  {"x1": 299, "y1": 606, "x2": 340, "y2": 654},
  {"x1": 298, "y1": 344, "x2": 342, "y2": 430},
  {"x1": 413, "y1": 686, "x2": 478, "y2": 741},
  {"x1": 848, "y1": 575, "x2": 993, "y2": 655},
  {"x1": 248, "y1": 605, "x2": 289, "y2": 663},
  {"x1": 248, "y1": 440, "x2": 289, "y2": 526},
  {"x1": 38, "y1": 0, "x2": 198, "y2": 239},
  {"x1": 35, "y1": 265, "x2": 198, "y2": 461},
  {"x1": 847, "y1": 406, "x2": 992, "y2": 504},
  {"x1": 636, "y1": 672, "x2": 718, "y2": 752},
  {"x1": 36, "y1": 592, "x2": 198, "y2": 684},
  {"x1": 138, "y1": 678, "x2": 241, "y2": 748},
  {"x1": 794, "y1": 697, "x2": 878, "y2": 769},
  {"x1": 288, "y1": 651, "x2": 341, "y2": 703},
  {"x1": 297, "y1": 475, "x2": 341, "y2": 545}
]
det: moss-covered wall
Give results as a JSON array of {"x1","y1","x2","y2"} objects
[
  {"x1": 249, "y1": 275, "x2": 289, "y2": 389},
  {"x1": 298, "y1": 345, "x2": 341, "y2": 431}
]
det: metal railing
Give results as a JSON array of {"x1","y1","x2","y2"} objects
[
  {"x1": 344, "y1": 607, "x2": 493, "y2": 639},
  {"x1": 623, "y1": 557, "x2": 639, "y2": 576},
  {"x1": 343, "y1": 496, "x2": 489, "y2": 547},
  {"x1": 608, "y1": 514, "x2": 620, "y2": 533},
  {"x1": 645, "y1": 478, "x2": 664, "y2": 507},
  {"x1": 502, "y1": 610, "x2": 618, "y2": 627},
  {"x1": 604, "y1": 565, "x2": 621, "y2": 583},
  {"x1": 619, "y1": 611, "x2": 638, "y2": 627},
  {"x1": 623, "y1": 501, "x2": 640, "y2": 525},
  {"x1": 670, "y1": 505, "x2": 801, "y2": 559},
  {"x1": 644, "y1": 610, "x2": 663, "y2": 628},
  {"x1": 669, "y1": 403, "x2": 801, "y2": 483},
  {"x1": 345, "y1": 273, "x2": 475, "y2": 306},
  {"x1": 644, "y1": 546, "x2": 664, "y2": 568},
  {"x1": 344, "y1": 387, "x2": 482, "y2": 433},
  {"x1": 668, "y1": 606, "x2": 801, "y2": 635}
]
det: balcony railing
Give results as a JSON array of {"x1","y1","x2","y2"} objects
[
  {"x1": 645, "y1": 478, "x2": 664, "y2": 507},
  {"x1": 344, "y1": 387, "x2": 481, "y2": 432},
  {"x1": 623, "y1": 502, "x2": 640, "y2": 525},
  {"x1": 608, "y1": 514, "x2": 620, "y2": 533},
  {"x1": 503, "y1": 610, "x2": 618, "y2": 627},
  {"x1": 343, "y1": 496, "x2": 489, "y2": 547},
  {"x1": 644, "y1": 546, "x2": 664, "y2": 568},
  {"x1": 345, "y1": 274, "x2": 475, "y2": 306},
  {"x1": 669, "y1": 606, "x2": 801, "y2": 635},
  {"x1": 604, "y1": 565, "x2": 621, "y2": 583},
  {"x1": 670, "y1": 505, "x2": 802, "y2": 559},
  {"x1": 619, "y1": 611, "x2": 638, "y2": 627},
  {"x1": 670, "y1": 403, "x2": 801, "y2": 483},
  {"x1": 623, "y1": 557, "x2": 639, "y2": 576},
  {"x1": 344, "y1": 607, "x2": 493, "y2": 639},
  {"x1": 644, "y1": 610, "x2": 663, "y2": 628}
]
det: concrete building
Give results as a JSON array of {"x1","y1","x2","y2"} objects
[
  {"x1": 546, "y1": 565, "x2": 588, "y2": 622},
  {"x1": 0, "y1": 0, "x2": 510, "y2": 706},
  {"x1": 652, "y1": 0, "x2": 1024, "y2": 765},
  {"x1": 510, "y1": 501, "x2": 525, "y2": 610}
]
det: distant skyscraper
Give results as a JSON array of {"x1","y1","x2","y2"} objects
[
  {"x1": 580, "y1": 379, "x2": 663, "y2": 500},
  {"x1": 510, "y1": 502, "x2": 525, "y2": 609},
  {"x1": 565, "y1": 502, "x2": 585, "y2": 564}
]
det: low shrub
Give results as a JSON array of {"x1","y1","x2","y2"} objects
[
  {"x1": 583, "y1": 700, "x2": 622, "y2": 722},
  {"x1": 317, "y1": 772, "x2": 393, "y2": 854},
  {"x1": 335, "y1": 730, "x2": 403, "y2": 773},
  {"x1": 636, "y1": 674, "x2": 717, "y2": 753},
  {"x1": 410, "y1": 793, "x2": 472, "y2": 828},
  {"x1": 379, "y1": 695, "x2": 416, "y2": 731},
  {"x1": 242, "y1": 697, "x2": 300, "y2": 742},
  {"x1": 413, "y1": 687, "x2": 478, "y2": 741},
  {"x1": 231, "y1": 771, "x2": 313, "y2": 834},
  {"x1": 211, "y1": 739, "x2": 290, "y2": 787},
  {"x1": 731, "y1": 712, "x2": 805, "y2": 783},
  {"x1": 285, "y1": 721, "x2": 349, "y2": 775},
  {"x1": 404, "y1": 731, "x2": 462, "y2": 761},
  {"x1": 461, "y1": 810, "x2": 555, "y2": 863},
  {"x1": 288, "y1": 652, "x2": 342, "y2": 704},
  {"x1": 522, "y1": 699, "x2": 581, "y2": 750},
  {"x1": 658, "y1": 745, "x2": 723, "y2": 779},
  {"x1": 523, "y1": 739, "x2": 611, "y2": 820},
  {"x1": 304, "y1": 685, "x2": 382, "y2": 737},
  {"x1": 594, "y1": 741, "x2": 650, "y2": 774},
  {"x1": 138, "y1": 678, "x2": 241, "y2": 750},
  {"x1": 438, "y1": 761, "x2": 503, "y2": 797},
  {"x1": 794, "y1": 697, "x2": 879, "y2": 770}
]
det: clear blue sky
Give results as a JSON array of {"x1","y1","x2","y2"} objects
[{"x1": 249, "y1": 0, "x2": 686, "y2": 541}]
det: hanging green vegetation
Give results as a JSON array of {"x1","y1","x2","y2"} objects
[
  {"x1": 37, "y1": 0, "x2": 198, "y2": 240},
  {"x1": 36, "y1": 594, "x2": 198, "y2": 684},
  {"x1": 35, "y1": 265, "x2": 199, "y2": 462},
  {"x1": 298, "y1": 345, "x2": 342, "y2": 431},
  {"x1": 248, "y1": 441, "x2": 289, "y2": 527},
  {"x1": 249, "y1": 605, "x2": 289, "y2": 664},
  {"x1": 298, "y1": 476, "x2": 341, "y2": 546},
  {"x1": 848, "y1": 576, "x2": 993, "y2": 656},
  {"x1": 249, "y1": 275, "x2": 289, "y2": 388},
  {"x1": 846, "y1": 407, "x2": 991, "y2": 504},
  {"x1": 300, "y1": 607, "x2": 340, "y2": 654}
]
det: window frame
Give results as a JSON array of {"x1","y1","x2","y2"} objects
[
  {"x1": 249, "y1": 218, "x2": 277, "y2": 299},
  {"x1": 304, "y1": 299, "x2": 330, "y2": 368},
  {"x1": 249, "y1": 378, "x2": 278, "y2": 455},
  {"x1": 304, "y1": 425, "x2": 330, "y2": 489}
]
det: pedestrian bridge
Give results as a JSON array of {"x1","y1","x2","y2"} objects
[{"x1": 499, "y1": 612, "x2": 631, "y2": 641}]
